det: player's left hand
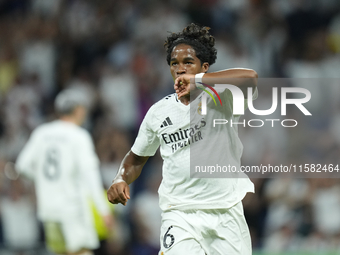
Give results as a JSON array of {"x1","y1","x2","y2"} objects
[{"x1": 174, "y1": 74, "x2": 196, "y2": 99}]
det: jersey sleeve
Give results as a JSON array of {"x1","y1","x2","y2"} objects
[
  {"x1": 16, "y1": 129, "x2": 40, "y2": 179},
  {"x1": 131, "y1": 106, "x2": 160, "y2": 157},
  {"x1": 77, "y1": 131, "x2": 110, "y2": 216}
]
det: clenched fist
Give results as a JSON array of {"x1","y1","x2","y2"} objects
[{"x1": 107, "y1": 180, "x2": 130, "y2": 206}]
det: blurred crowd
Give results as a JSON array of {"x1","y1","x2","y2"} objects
[{"x1": 1, "y1": 0, "x2": 340, "y2": 254}]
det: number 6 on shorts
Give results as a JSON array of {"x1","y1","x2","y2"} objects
[{"x1": 163, "y1": 226, "x2": 175, "y2": 249}]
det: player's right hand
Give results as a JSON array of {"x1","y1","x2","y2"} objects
[
  {"x1": 174, "y1": 74, "x2": 195, "y2": 99},
  {"x1": 107, "y1": 181, "x2": 130, "y2": 206}
]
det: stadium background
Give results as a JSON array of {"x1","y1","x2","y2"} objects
[{"x1": 1, "y1": 0, "x2": 340, "y2": 254}]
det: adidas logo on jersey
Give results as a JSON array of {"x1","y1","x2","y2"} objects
[{"x1": 160, "y1": 117, "x2": 173, "y2": 128}]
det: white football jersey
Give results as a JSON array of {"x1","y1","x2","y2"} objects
[
  {"x1": 16, "y1": 120, "x2": 109, "y2": 221},
  {"x1": 132, "y1": 88, "x2": 257, "y2": 211}
]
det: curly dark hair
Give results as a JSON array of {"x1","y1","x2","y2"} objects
[{"x1": 164, "y1": 23, "x2": 217, "y2": 66}]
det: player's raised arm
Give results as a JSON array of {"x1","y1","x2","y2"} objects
[
  {"x1": 107, "y1": 150, "x2": 149, "y2": 206},
  {"x1": 202, "y1": 68, "x2": 258, "y2": 89},
  {"x1": 174, "y1": 68, "x2": 258, "y2": 100}
]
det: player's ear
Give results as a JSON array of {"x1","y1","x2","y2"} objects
[{"x1": 201, "y1": 62, "x2": 209, "y2": 73}]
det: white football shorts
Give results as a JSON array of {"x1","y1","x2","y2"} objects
[
  {"x1": 44, "y1": 214, "x2": 99, "y2": 253},
  {"x1": 158, "y1": 202, "x2": 251, "y2": 255}
]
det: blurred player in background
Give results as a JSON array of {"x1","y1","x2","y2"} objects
[
  {"x1": 107, "y1": 23, "x2": 258, "y2": 255},
  {"x1": 16, "y1": 90, "x2": 113, "y2": 255}
]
